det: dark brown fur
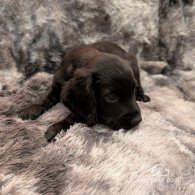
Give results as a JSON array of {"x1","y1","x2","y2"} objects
[{"x1": 19, "y1": 42, "x2": 150, "y2": 142}]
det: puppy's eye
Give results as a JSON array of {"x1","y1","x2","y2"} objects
[{"x1": 104, "y1": 93, "x2": 119, "y2": 103}]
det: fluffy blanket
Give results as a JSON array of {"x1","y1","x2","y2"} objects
[{"x1": 0, "y1": 0, "x2": 195, "y2": 194}]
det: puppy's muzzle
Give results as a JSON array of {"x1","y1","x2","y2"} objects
[
  {"x1": 130, "y1": 114, "x2": 142, "y2": 127},
  {"x1": 123, "y1": 112, "x2": 142, "y2": 128}
]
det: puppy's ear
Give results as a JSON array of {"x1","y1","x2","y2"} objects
[{"x1": 61, "y1": 69, "x2": 98, "y2": 126}]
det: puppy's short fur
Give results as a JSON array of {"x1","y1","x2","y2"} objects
[{"x1": 19, "y1": 42, "x2": 150, "y2": 142}]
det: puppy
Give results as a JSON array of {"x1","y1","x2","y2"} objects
[{"x1": 19, "y1": 41, "x2": 150, "y2": 142}]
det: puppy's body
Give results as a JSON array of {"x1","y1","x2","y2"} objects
[{"x1": 19, "y1": 42, "x2": 150, "y2": 141}]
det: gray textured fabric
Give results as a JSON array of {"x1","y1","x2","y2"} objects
[{"x1": 0, "y1": 0, "x2": 195, "y2": 194}]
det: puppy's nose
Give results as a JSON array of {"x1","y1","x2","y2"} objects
[
  {"x1": 123, "y1": 110, "x2": 142, "y2": 127},
  {"x1": 131, "y1": 115, "x2": 142, "y2": 127}
]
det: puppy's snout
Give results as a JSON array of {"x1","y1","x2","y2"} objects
[
  {"x1": 123, "y1": 102, "x2": 142, "y2": 128},
  {"x1": 123, "y1": 111, "x2": 142, "y2": 125},
  {"x1": 131, "y1": 114, "x2": 142, "y2": 127}
]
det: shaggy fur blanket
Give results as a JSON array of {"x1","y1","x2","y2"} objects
[{"x1": 0, "y1": 0, "x2": 195, "y2": 194}]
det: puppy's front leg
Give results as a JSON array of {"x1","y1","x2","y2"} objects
[
  {"x1": 44, "y1": 113, "x2": 80, "y2": 142},
  {"x1": 19, "y1": 63, "x2": 70, "y2": 120},
  {"x1": 19, "y1": 82, "x2": 61, "y2": 120},
  {"x1": 129, "y1": 55, "x2": 150, "y2": 102},
  {"x1": 19, "y1": 53, "x2": 75, "y2": 120}
]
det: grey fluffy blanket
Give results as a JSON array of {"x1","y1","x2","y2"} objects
[{"x1": 0, "y1": 0, "x2": 195, "y2": 194}]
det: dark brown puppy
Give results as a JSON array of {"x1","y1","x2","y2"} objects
[{"x1": 19, "y1": 42, "x2": 150, "y2": 142}]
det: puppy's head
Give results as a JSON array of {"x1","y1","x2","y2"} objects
[{"x1": 61, "y1": 53, "x2": 142, "y2": 130}]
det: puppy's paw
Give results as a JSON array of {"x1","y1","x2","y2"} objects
[
  {"x1": 141, "y1": 95, "x2": 150, "y2": 102},
  {"x1": 136, "y1": 87, "x2": 150, "y2": 102},
  {"x1": 136, "y1": 94, "x2": 150, "y2": 102},
  {"x1": 19, "y1": 105, "x2": 44, "y2": 120},
  {"x1": 44, "y1": 125, "x2": 59, "y2": 142}
]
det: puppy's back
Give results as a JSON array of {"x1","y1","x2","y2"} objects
[{"x1": 88, "y1": 41, "x2": 129, "y2": 60}]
